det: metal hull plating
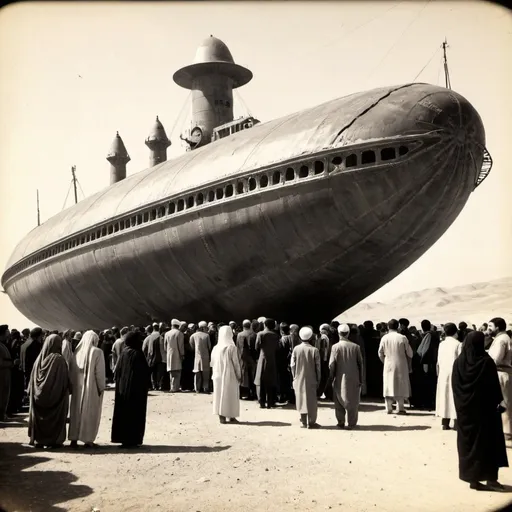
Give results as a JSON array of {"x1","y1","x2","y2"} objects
[{"x1": 2, "y1": 83, "x2": 485, "y2": 329}]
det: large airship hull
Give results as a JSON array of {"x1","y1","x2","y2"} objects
[{"x1": 2, "y1": 83, "x2": 486, "y2": 329}]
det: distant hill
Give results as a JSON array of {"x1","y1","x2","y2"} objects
[{"x1": 335, "y1": 277, "x2": 512, "y2": 327}]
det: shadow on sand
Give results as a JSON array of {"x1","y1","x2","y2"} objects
[
  {"x1": 320, "y1": 424, "x2": 432, "y2": 432},
  {"x1": 0, "y1": 442, "x2": 93, "y2": 512},
  {"x1": 235, "y1": 421, "x2": 292, "y2": 427},
  {"x1": 34, "y1": 444, "x2": 232, "y2": 455}
]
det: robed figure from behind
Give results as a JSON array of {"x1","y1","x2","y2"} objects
[
  {"x1": 111, "y1": 332, "x2": 150, "y2": 448},
  {"x1": 452, "y1": 331, "x2": 508, "y2": 491}
]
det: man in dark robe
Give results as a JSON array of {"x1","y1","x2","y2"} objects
[
  {"x1": 111, "y1": 331, "x2": 150, "y2": 448},
  {"x1": 415, "y1": 320, "x2": 440, "y2": 411},
  {"x1": 236, "y1": 320, "x2": 257, "y2": 400},
  {"x1": 28, "y1": 334, "x2": 71, "y2": 448},
  {"x1": 277, "y1": 323, "x2": 292, "y2": 404},
  {"x1": 254, "y1": 318, "x2": 280, "y2": 409},
  {"x1": 0, "y1": 325, "x2": 12, "y2": 421},
  {"x1": 20, "y1": 327, "x2": 44, "y2": 390},
  {"x1": 7, "y1": 329, "x2": 25, "y2": 414},
  {"x1": 452, "y1": 331, "x2": 508, "y2": 491},
  {"x1": 360, "y1": 320, "x2": 383, "y2": 398},
  {"x1": 180, "y1": 322, "x2": 195, "y2": 392},
  {"x1": 145, "y1": 325, "x2": 164, "y2": 390},
  {"x1": 458, "y1": 322, "x2": 470, "y2": 343}
]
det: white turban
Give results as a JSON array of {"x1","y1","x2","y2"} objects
[
  {"x1": 338, "y1": 324, "x2": 350, "y2": 334},
  {"x1": 299, "y1": 326, "x2": 313, "y2": 341},
  {"x1": 320, "y1": 323, "x2": 330, "y2": 332},
  {"x1": 188, "y1": 323, "x2": 195, "y2": 329},
  {"x1": 198, "y1": 321, "x2": 208, "y2": 329},
  {"x1": 171, "y1": 318, "x2": 180, "y2": 327},
  {"x1": 258, "y1": 316, "x2": 266, "y2": 323}
]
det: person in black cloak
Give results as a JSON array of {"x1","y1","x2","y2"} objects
[
  {"x1": 452, "y1": 330, "x2": 508, "y2": 491},
  {"x1": 111, "y1": 331, "x2": 149, "y2": 448}
]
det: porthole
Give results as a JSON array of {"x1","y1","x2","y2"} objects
[
  {"x1": 260, "y1": 175, "x2": 269, "y2": 188},
  {"x1": 361, "y1": 150, "x2": 376, "y2": 164},
  {"x1": 177, "y1": 199, "x2": 184, "y2": 211},
  {"x1": 108, "y1": 225, "x2": 114, "y2": 234},
  {"x1": 331, "y1": 156, "x2": 342, "y2": 166},
  {"x1": 399, "y1": 145, "x2": 409, "y2": 156},
  {"x1": 114, "y1": 224, "x2": 119, "y2": 233},
  {"x1": 169, "y1": 202, "x2": 176, "y2": 214},
  {"x1": 236, "y1": 181, "x2": 244, "y2": 194},
  {"x1": 248, "y1": 177, "x2": 257, "y2": 191},
  {"x1": 285, "y1": 168, "x2": 295, "y2": 181},
  {"x1": 314, "y1": 161, "x2": 325, "y2": 175},
  {"x1": 208, "y1": 190, "x2": 215, "y2": 202},
  {"x1": 381, "y1": 147, "x2": 396, "y2": 161},
  {"x1": 101, "y1": 227, "x2": 106, "y2": 236},
  {"x1": 187, "y1": 196, "x2": 194, "y2": 209},
  {"x1": 151, "y1": 209, "x2": 157, "y2": 220},
  {"x1": 197, "y1": 193, "x2": 204, "y2": 205},
  {"x1": 143, "y1": 212, "x2": 149, "y2": 223},
  {"x1": 225, "y1": 184, "x2": 234, "y2": 197},
  {"x1": 299, "y1": 165, "x2": 309, "y2": 178},
  {"x1": 346, "y1": 154, "x2": 357, "y2": 167},
  {"x1": 137, "y1": 214, "x2": 142, "y2": 225},
  {"x1": 157, "y1": 206, "x2": 164, "y2": 218},
  {"x1": 272, "y1": 171, "x2": 281, "y2": 185}
]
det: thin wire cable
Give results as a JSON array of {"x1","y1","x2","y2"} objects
[
  {"x1": 169, "y1": 91, "x2": 192, "y2": 139},
  {"x1": 234, "y1": 89, "x2": 252, "y2": 117},
  {"x1": 62, "y1": 180, "x2": 73, "y2": 210},
  {"x1": 437, "y1": 55, "x2": 443, "y2": 85},
  {"x1": 411, "y1": 46, "x2": 440, "y2": 83},
  {"x1": 77, "y1": 181, "x2": 86, "y2": 200},
  {"x1": 363, "y1": 0, "x2": 431, "y2": 87},
  {"x1": 314, "y1": 1, "x2": 405, "y2": 53}
]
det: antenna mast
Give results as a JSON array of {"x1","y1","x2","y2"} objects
[
  {"x1": 441, "y1": 38, "x2": 452, "y2": 90},
  {"x1": 36, "y1": 189, "x2": 41, "y2": 226},
  {"x1": 71, "y1": 165, "x2": 78, "y2": 204}
]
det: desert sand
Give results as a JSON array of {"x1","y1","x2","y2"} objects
[
  {"x1": 1, "y1": 390, "x2": 512, "y2": 512},
  {"x1": 336, "y1": 277, "x2": 512, "y2": 327}
]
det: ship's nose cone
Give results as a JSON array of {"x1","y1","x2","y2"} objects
[{"x1": 410, "y1": 88, "x2": 485, "y2": 147}]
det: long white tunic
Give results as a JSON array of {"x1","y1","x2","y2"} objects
[
  {"x1": 291, "y1": 342, "x2": 320, "y2": 415},
  {"x1": 68, "y1": 347, "x2": 106, "y2": 444},
  {"x1": 435, "y1": 336, "x2": 461, "y2": 419},
  {"x1": 378, "y1": 331, "x2": 413, "y2": 398},
  {"x1": 488, "y1": 332, "x2": 512, "y2": 435},
  {"x1": 190, "y1": 332, "x2": 211, "y2": 372},
  {"x1": 164, "y1": 329, "x2": 184, "y2": 372},
  {"x1": 211, "y1": 344, "x2": 241, "y2": 418}
]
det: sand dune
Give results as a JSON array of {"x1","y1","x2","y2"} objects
[{"x1": 336, "y1": 276, "x2": 512, "y2": 327}]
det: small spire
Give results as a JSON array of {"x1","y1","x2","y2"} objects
[
  {"x1": 145, "y1": 116, "x2": 171, "y2": 147},
  {"x1": 107, "y1": 131, "x2": 130, "y2": 163}
]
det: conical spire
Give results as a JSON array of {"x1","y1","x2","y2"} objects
[
  {"x1": 145, "y1": 116, "x2": 171, "y2": 148},
  {"x1": 106, "y1": 131, "x2": 131, "y2": 163}
]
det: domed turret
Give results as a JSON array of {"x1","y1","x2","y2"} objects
[
  {"x1": 173, "y1": 35, "x2": 253, "y2": 150},
  {"x1": 145, "y1": 116, "x2": 171, "y2": 167},
  {"x1": 106, "y1": 131, "x2": 130, "y2": 184}
]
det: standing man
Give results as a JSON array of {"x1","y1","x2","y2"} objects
[
  {"x1": 416, "y1": 320, "x2": 441, "y2": 411},
  {"x1": 435, "y1": 322, "x2": 461, "y2": 430},
  {"x1": 236, "y1": 320, "x2": 257, "y2": 400},
  {"x1": 378, "y1": 319, "x2": 413, "y2": 415},
  {"x1": 254, "y1": 318, "x2": 280, "y2": 409},
  {"x1": 111, "y1": 327, "x2": 129, "y2": 376},
  {"x1": 190, "y1": 321, "x2": 212, "y2": 393},
  {"x1": 165, "y1": 319, "x2": 185, "y2": 392},
  {"x1": 316, "y1": 324, "x2": 331, "y2": 399},
  {"x1": 488, "y1": 317, "x2": 512, "y2": 440},
  {"x1": 0, "y1": 325, "x2": 12, "y2": 421},
  {"x1": 329, "y1": 324, "x2": 364, "y2": 429},
  {"x1": 145, "y1": 325, "x2": 164, "y2": 391},
  {"x1": 290, "y1": 326, "x2": 321, "y2": 429}
]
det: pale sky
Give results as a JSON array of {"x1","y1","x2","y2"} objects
[{"x1": 0, "y1": 1, "x2": 511, "y2": 329}]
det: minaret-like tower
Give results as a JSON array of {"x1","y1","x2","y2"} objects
[
  {"x1": 145, "y1": 116, "x2": 171, "y2": 167},
  {"x1": 106, "y1": 132, "x2": 130, "y2": 185},
  {"x1": 173, "y1": 35, "x2": 253, "y2": 149}
]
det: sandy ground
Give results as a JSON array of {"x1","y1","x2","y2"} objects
[{"x1": 1, "y1": 390, "x2": 512, "y2": 512}]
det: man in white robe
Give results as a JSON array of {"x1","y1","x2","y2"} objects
[
  {"x1": 211, "y1": 325, "x2": 241, "y2": 424},
  {"x1": 488, "y1": 317, "x2": 512, "y2": 439},
  {"x1": 190, "y1": 321, "x2": 212, "y2": 393},
  {"x1": 435, "y1": 322, "x2": 461, "y2": 430},
  {"x1": 165, "y1": 319, "x2": 185, "y2": 392},
  {"x1": 291, "y1": 327, "x2": 321, "y2": 429},
  {"x1": 329, "y1": 324, "x2": 363, "y2": 429},
  {"x1": 69, "y1": 330, "x2": 106, "y2": 448},
  {"x1": 378, "y1": 319, "x2": 413, "y2": 415}
]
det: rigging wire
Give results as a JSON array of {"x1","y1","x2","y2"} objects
[
  {"x1": 169, "y1": 91, "x2": 192, "y2": 139},
  {"x1": 234, "y1": 89, "x2": 252, "y2": 118},
  {"x1": 411, "y1": 46, "x2": 441, "y2": 83},
  {"x1": 62, "y1": 180, "x2": 73, "y2": 210},
  {"x1": 436, "y1": 54, "x2": 443, "y2": 85},
  {"x1": 77, "y1": 181, "x2": 86, "y2": 201},
  {"x1": 363, "y1": 0, "x2": 431, "y2": 87},
  {"x1": 314, "y1": 0, "x2": 406, "y2": 53}
]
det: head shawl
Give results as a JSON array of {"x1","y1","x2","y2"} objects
[
  {"x1": 73, "y1": 332, "x2": 82, "y2": 342},
  {"x1": 188, "y1": 323, "x2": 196, "y2": 330},
  {"x1": 124, "y1": 331, "x2": 143, "y2": 351},
  {"x1": 257, "y1": 316, "x2": 266, "y2": 324},
  {"x1": 75, "y1": 330, "x2": 99, "y2": 370},
  {"x1": 299, "y1": 327, "x2": 313, "y2": 341},
  {"x1": 338, "y1": 324, "x2": 350, "y2": 335},
  {"x1": 217, "y1": 325, "x2": 235, "y2": 348}
]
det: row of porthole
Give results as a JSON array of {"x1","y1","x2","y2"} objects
[{"x1": 9, "y1": 144, "x2": 410, "y2": 277}]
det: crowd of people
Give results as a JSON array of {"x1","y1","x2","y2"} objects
[{"x1": 1, "y1": 315, "x2": 511, "y2": 492}]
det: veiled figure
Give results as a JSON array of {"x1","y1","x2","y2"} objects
[
  {"x1": 111, "y1": 332, "x2": 149, "y2": 447},
  {"x1": 211, "y1": 326, "x2": 241, "y2": 423},
  {"x1": 69, "y1": 330, "x2": 106, "y2": 447},
  {"x1": 28, "y1": 335, "x2": 71, "y2": 447}
]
